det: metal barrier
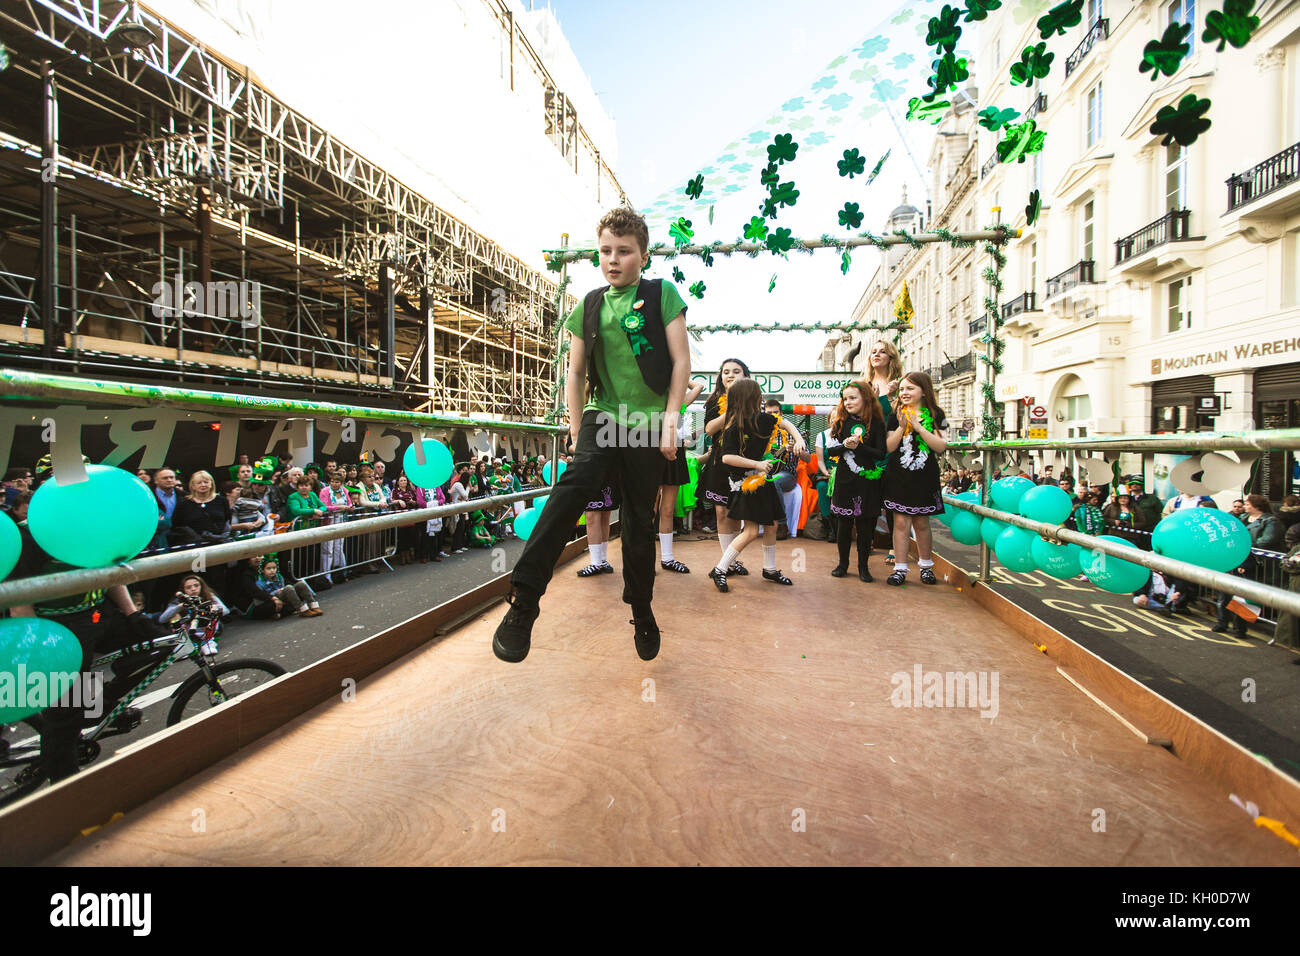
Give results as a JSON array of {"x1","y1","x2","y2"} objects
[{"x1": 283, "y1": 510, "x2": 401, "y2": 582}]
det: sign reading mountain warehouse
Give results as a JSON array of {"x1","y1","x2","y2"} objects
[{"x1": 1151, "y1": 336, "x2": 1300, "y2": 377}]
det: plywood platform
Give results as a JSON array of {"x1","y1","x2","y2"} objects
[{"x1": 47, "y1": 537, "x2": 1297, "y2": 865}]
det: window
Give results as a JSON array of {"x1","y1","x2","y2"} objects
[
  {"x1": 1088, "y1": 0, "x2": 1104, "y2": 24},
  {"x1": 1066, "y1": 395, "x2": 1092, "y2": 420},
  {"x1": 1165, "y1": 142, "x2": 1188, "y2": 212},
  {"x1": 1167, "y1": 275, "x2": 1192, "y2": 333},
  {"x1": 1029, "y1": 241, "x2": 1038, "y2": 292},
  {"x1": 1086, "y1": 82, "x2": 1103, "y2": 147},
  {"x1": 1167, "y1": 0, "x2": 1195, "y2": 56},
  {"x1": 1031, "y1": 151, "x2": 1042, "y2": 192},
  {"x1": 1083, "y1": 199, "x2": 1095, "y2": 262}
]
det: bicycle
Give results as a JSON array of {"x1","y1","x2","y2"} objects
[{"x1": 0, "y1": 615, "x2": 286, "y2": 808}]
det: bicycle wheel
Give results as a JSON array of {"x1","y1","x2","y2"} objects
[
  {"x1": 165, "y1": 659, "x2": 287, "y2": 727},
  {"x1": 0, "y1": 719, "x2": 48, "y2": 808}
]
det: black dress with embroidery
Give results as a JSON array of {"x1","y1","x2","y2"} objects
[
  {"x1": 721, "y1": 412, "x2": 784, "y2": 525},
  {"x1": 882, "y1": 408, "x2": 948, "y2": 516},
  {"x1": 826, "y1": 413, "x2": 887, "y2": 519},
  {"x1": 699, "y1": 394, "x2": 733, "y2": 509}
]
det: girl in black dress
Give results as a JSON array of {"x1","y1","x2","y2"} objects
[
  {"x1": 825, "y1": 380, "x2": 888, "y2": 582},
  {"x1": 883, "y1": 371, "x2": 949, "y2": 586},
  {"x1": 708, "y1": 379, "x2": 794, "y2": 591},
  {"x1": 700, "y1": 357, "x2": 754, "y2": 576}
]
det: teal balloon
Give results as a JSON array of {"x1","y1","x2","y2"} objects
[
  {"x1": 991, "y1": 476, "x2": 1034, "y2": 515},
  {"x1": 1031, "y1": 537, "x2": 1084, "y2": 579},
  {"x1": 949, "y1": 510, "x2": 983, "y2": 546},
  {"x1": 0, "y1": 511, "x2": 20, "y2": 581},
  {"x1": 402, "y1": 439, "x2": 454, "y2": 489},
  {"x1": 1151, "y1": 508, "x2": 1251, "y2": 574},
  {"x1": 513, "y1": 507, "x2": 541, "y2": 540},
  {"x1": 532, "y1": 495, "x2": 549, "y2": 512},
  {"x1": 981, "y1": 517, "x2": 1011, "y2": 548},
  {"x1": 994, "y1": 525, "x2": 1039, "y2": 572},
  {"x1": 28, "y1": 465, "x2": 156, "y2": 567},
  {"x1": 0, "y1": 617, "x2": 83, "y2": 721},
  {"x1": 1081, "y1": 535, "x2": 1151, "y2": 594},
  {"x1": 1018, "y1": 484, "x2": 1073, "y2": 524},
  {"x1": 542, "y1": 460, "x2": 568, "y2": 484}
]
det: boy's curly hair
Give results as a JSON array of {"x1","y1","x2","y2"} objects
[{"x1": 596, "y1": 207, "x2": 649, "y2": 255}]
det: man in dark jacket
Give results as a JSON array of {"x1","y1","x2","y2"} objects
[{"x1": 1126, "y1": 476, "x2": 1163, "y2": 530}]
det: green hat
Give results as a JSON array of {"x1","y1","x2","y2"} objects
[{"x1": 1125, "y1": 475, "x2": 1145, "y2": 487}]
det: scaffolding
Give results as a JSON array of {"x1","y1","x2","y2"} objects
[{"x1": 0, "y1": 0, "x2": 599, "y2": 419}]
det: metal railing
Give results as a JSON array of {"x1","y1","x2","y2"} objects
[
  {"x1": 1046, "y1": 259, "x2": 1095, "y2": 298},
  {"x1": 1065, "y1": 18, "x2": 1109, "y2": 77},
  {"x1": 1025, "y1": 91, "x2": 1048, "y2": 122},
  {"x1": 981, "y1": 154, "x2": 999, "y2": 179},
  {"x1": 1001, "y1": 291, "x2": 1038, "y2": 320},
  {"x1": 969, "y1": 315, "x2": 987, "y2": 337},
  {"x1": 1114, "y1": 210, "x2": 1192, "y2": 265},
  {"x1": 939, "y1": 353, "x2": 974, "y2": 380},
  {"x1": 1227, "y1": 140, "x2": 1300, "y2": 211}
]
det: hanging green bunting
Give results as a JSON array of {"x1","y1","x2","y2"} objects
[
  {"x1": 766, "y1": 228, "x2": 796, "y2": 254},
  {"x1": 962, "y1": 0, "x2": 1002, "y2": 21},
  {"x1": 760, "y1": 163, "x2": 780, "y2": 188},
  {"x1": 770, "y1": 181, "x2": 800, "y2": 209},
  {"x1": 669, "y1": 218, "x2": 694, "y2": 246},
  {"x1": 1203, "y1": 0, "x2": 1260, "y2": 50},
  {"x1": 837, "y1": 148, "x2": 867, "y2": 178},
  {"x1": 996, "y1": 119, "x2": 1046, "y2": 163},
  {"x1": 866, "y1": 149, "x2": 890, "y2": 185},
  {"x1": 684, "y1": 174, "x2": 704, "y2": 200},
  {"x1": 925, "y1": 5, "x2": 963, "y2": 52},
  {"x1": 838, "y1": 202, "x2": 865, "y2": 229},
  {"x1": 1038, "y1": 0, "x2": 1084, "y2": 38},
  {"x1": 743, "y1": 216, "x2": 769, "y2": 241},
  {"x1": 672, "y1": 266, "x2": 686, "y2": 284},
  {"x1": 708, "y1": 205, "x2": 715, "y2": 225},
  {"x1": 1140, "y1": 22, "x2": 1192, "y2": 81},
  {"x1": 907, "y1": 96, "x2": 949, "y2": 124},
  {"x1": 1149, "y1": 94, "x2": 1212, "y2": 146},
  {"x1": 978, "y1": 106, "x2": 1021, "y2": 131},
  {"x1": 926, "y1": 51, "x2": 969, "y2": 99},
  {"x1": 768, "y1": 274, "x2": 778, "y2": 293},
  {"x1": 688, "y1": 281, "x2": 706, "y2": 300},
  {"x1": 1025, "y1": 189, "x2": 1041, "y2": 226},
  {"x1": 1010, "y1": 42, "x2": 1054, "y2": 85},
  {"x1": 840, "y1": 249, "x2": 852, "y2": 275},
  {"x1": 767, "y1": 133, "x2": 799, "y2": 165},
  {"x1": 700, "y1": 246, "x2": 715, "y2": 267}
]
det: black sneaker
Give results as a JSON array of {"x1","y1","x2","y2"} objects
[
  {"x1": 830, "y1": 564, "x2": 848, "y2": 578},
  {"x1": 728, "y1": 560, "x2": 750, "y2": 576},
  {"x1": 630, "y1": 614, "x2": 660, "y2": 661},
  {"x1": 919, "y1": 568, "x2": 937, "y2": 586},
  {"x1": 762, "y1": 569, "x2": 793, "y2": 586},
  {"x1": 886, "y1": 570, "x2": 907, "y2": 587},
  {"x1": 708, "y1": 567, "x2": 729, "y2": 593},
  {"x1": 661, "y1": 559, "x2": 690, "y2": 574},
  {"x1": 492, "y1": 589, "x2": 540, "y2": 663}
]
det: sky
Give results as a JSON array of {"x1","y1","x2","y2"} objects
[{"x1": 540, "y1": 0, "x2": 981, "y2": 373}]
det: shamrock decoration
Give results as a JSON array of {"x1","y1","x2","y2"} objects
[
  {"x1": 760, "y1": 195, "x2": 780, "y2": 220},
  {"x1": 684, "y1": 174, "x2": 704, "y2": 200},
  {"x1": 766, "y1": 227, "x2": 796, "y2": 255},
  {"x1": 708, "y1": 205, "x2": 715, "y2": 225},
  {"x1": 672, "y1": 266, "x2": 686, "y2": 284},
  {"x1": 1140, "y1": 22, "x2": 1191, "y2": 81},
  {"x1": 768, "y1": 274, "x2": 778, "y2": 293},
  {"x1": 1149, "y1": 94, "x2": 1212, "y2": 147},
  {"x1": 700, "y1": 246, "x2": 715, "y2": 268},
  {"x1": 962, "y1": 0, "x2": 1002, "y2": 21},
  {"x1": 760, "y1": 162, "x2": 780, "y2": 188},
  {"x1": 770, "y1": 181, "x2": 800, "y2": 209},
  {"x1": 997, "y1": 119, "x2": 1047, "y2": 164},
  {"x1": 1025, "y1": 189, "x2": 1041, "y2": 226},
  {"x1": 925, "y1": 4, "x2": 963, "y2": 53},
  {"x1": 866, "y1": 149, "x2": 890, "y2": 185},
  {"x1": 1203, "y1": 0, "x2": 1259, "y2": 51},
  {"x1": 1038, "y1": 0, "x2": 1083, "y2": 38},
  {"x1": 838, "y1": 202, "x2": 864, "y2": 230},
  {"x1": 688, "y1": 281, "x2": 706, "y2": 300},
  {"x1": 978, "y1": 106, "x2": 1021, "y2": 131},
  {"x1": 840, "y1": 250, "x2": 852, "y2": 276},
  {"x1": 744, "y1": 216, "x2": 769, "y2": 241},
  {"x1": 838, "y1": 147, "x2": 867, "y2": 178},
  {"x1": 767, "y1": 133, "x2": 799, "y2": 165},
  {"x1": 925, "y1": 52, "x2": 969, "y2": 99},
  {"x1": 907, "y1": 96, "x2": 949, "y2": 124},
  {"x1": 669, "y1": 217, "x2": 694, "y2": 247},
  {"x1": 1009, "y1": 42, "x2": 1054, "y2": 85}
]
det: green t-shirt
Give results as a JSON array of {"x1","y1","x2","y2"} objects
[{"x1": 562, "y1": 280, "x2": 687, "y2": 426}]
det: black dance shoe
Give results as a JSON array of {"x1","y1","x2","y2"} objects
[
  {"x1": 708, "y1": 567, "x2": 729, "y2": 593},
  {"x1": 630, "y1": 614, "x2": 661, "y2": 661},
  {"x1": 762, "y1": 569, "x2": 793, "y2": 586},
  {"x1": 492, "y1": 588, "x2": 540, "y2": 663}
]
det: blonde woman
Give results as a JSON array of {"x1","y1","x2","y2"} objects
[
  {"x1": 865, "y1": 339, "x2": 903, "y2": 564},
  {"x1": 171, "y1": 470, "x2": 232, "y2": 594}
]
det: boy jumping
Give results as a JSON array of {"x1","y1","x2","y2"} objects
[{"x1": 493, "y1": 207, "x2": 690, "y2": 662}]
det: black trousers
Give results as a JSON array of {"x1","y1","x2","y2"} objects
[
  {"x1": 836, "y1": 511, "x2": 880, "y2": 570},
  {"x1": 511, "y1": 410, "x2": 664, "y2": 609}
]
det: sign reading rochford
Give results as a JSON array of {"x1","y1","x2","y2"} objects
[{"x1": 688, "y1": 372, "x2": 859, "y2": 408}]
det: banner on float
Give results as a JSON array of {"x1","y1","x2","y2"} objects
[{"x1": 689, "y1": 372, "x2": 859, "y2": 408}]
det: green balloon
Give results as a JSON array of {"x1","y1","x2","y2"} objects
[
  {"x1": 1151, "y1": 508, "x2": 1251, "y2": 573},
  {"x1": 532, "y1": 495, "x2": 549, "y2": 512},
  {"x1": 949, "y1": 510, "x2": 983, "y2": 546},
  {"x1": 0, "y1": 511, "x2": 20, "y2": 581},
  {"x1": 402, "y1": 439, "x2": 454, "y2": 489},
  {"x1": 995, "y1": 525, "x2": 1039, "y2": 572},
  {"x1": 1018, "y1": 483, "x2": 1073, "y2": 524},
  {"x1": 27, "y1": 465, "x2": 158, "y2": 567},
  {"x1": 0, "y1": 617, "x2": 83, "y2": 721},
  {"x1": 991, "y1": 476, "x2": 1034, "y2": 514},
  {"x1": 513, "y1": 507, "x2": 541, "y2": 540},
  {"x1": 981, "y1": 516, "x2": 1012, "y2": 548},
  {"x1": 1081, "y1": 535, "x2": 1151, "y2": 594},
  {"x1": 1031, "y1": 537, "x2": 1084, "y2": 579},
  {"x1": 543, "y1": 460, "x2": 568, "y2": 484}
]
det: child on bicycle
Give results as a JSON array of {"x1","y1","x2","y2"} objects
[{"x1": 159, "y1": 574, "x2": 228, "y2": 656}]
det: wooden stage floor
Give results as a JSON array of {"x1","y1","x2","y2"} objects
[{"x1": 48, "y1": 536, "x2": 1297, "y2": 865}]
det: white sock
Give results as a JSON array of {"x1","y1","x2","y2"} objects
[
  {"x1": 599, "y1": 541, "x2": 609, "y2": 564},
  {"x1": 763, "y1": 545, "x2": 777, "y2": 572},
  {"x1": 716, "y1": 545, "x2": 740, "y2": 574},
  {"x1": 918, "y1": 558, "x2": 934, "y2": 568},
  {"x1": 589, "y1": 544, "x2": 601, "y2": 566},
  {"x1": 719, "y1": 532, "x2": 736, "y2": 556},
  {"x1": 894, "y1": 563, "x2": 910, "y2": 573},
  {"x1": 659, "y1": 533, "x2": 674, "y2": 562}
]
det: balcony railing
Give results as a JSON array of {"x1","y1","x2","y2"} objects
[
  {"x1": 1001, "y1": 291, "x2": 1038, "y2": 320},
  {"x1": 939, "y1": 352, "x2": 974, "y2": 380},
  {"x1": 981, "y1": 154, "x2": 999, "y2": 179},
  {"x1": 1227, "y1": 140, "x2": 1300, "y2": 211},
  {"x1": 1025, "y1": 91, "x2": 1048, "y2": 121},
  {"x1": 1114, "y1": 210, "x2": 1192, "y2": 265},
  {"x1": 969, "y1": 315, "x2": 988, "y2": 337},
  {"x1": 1046, "y1": 259, "x2": 1095, "y2": 298},
  {"x1": 1065, "y1": 18, "x2": 1109, "y2": 77}
]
